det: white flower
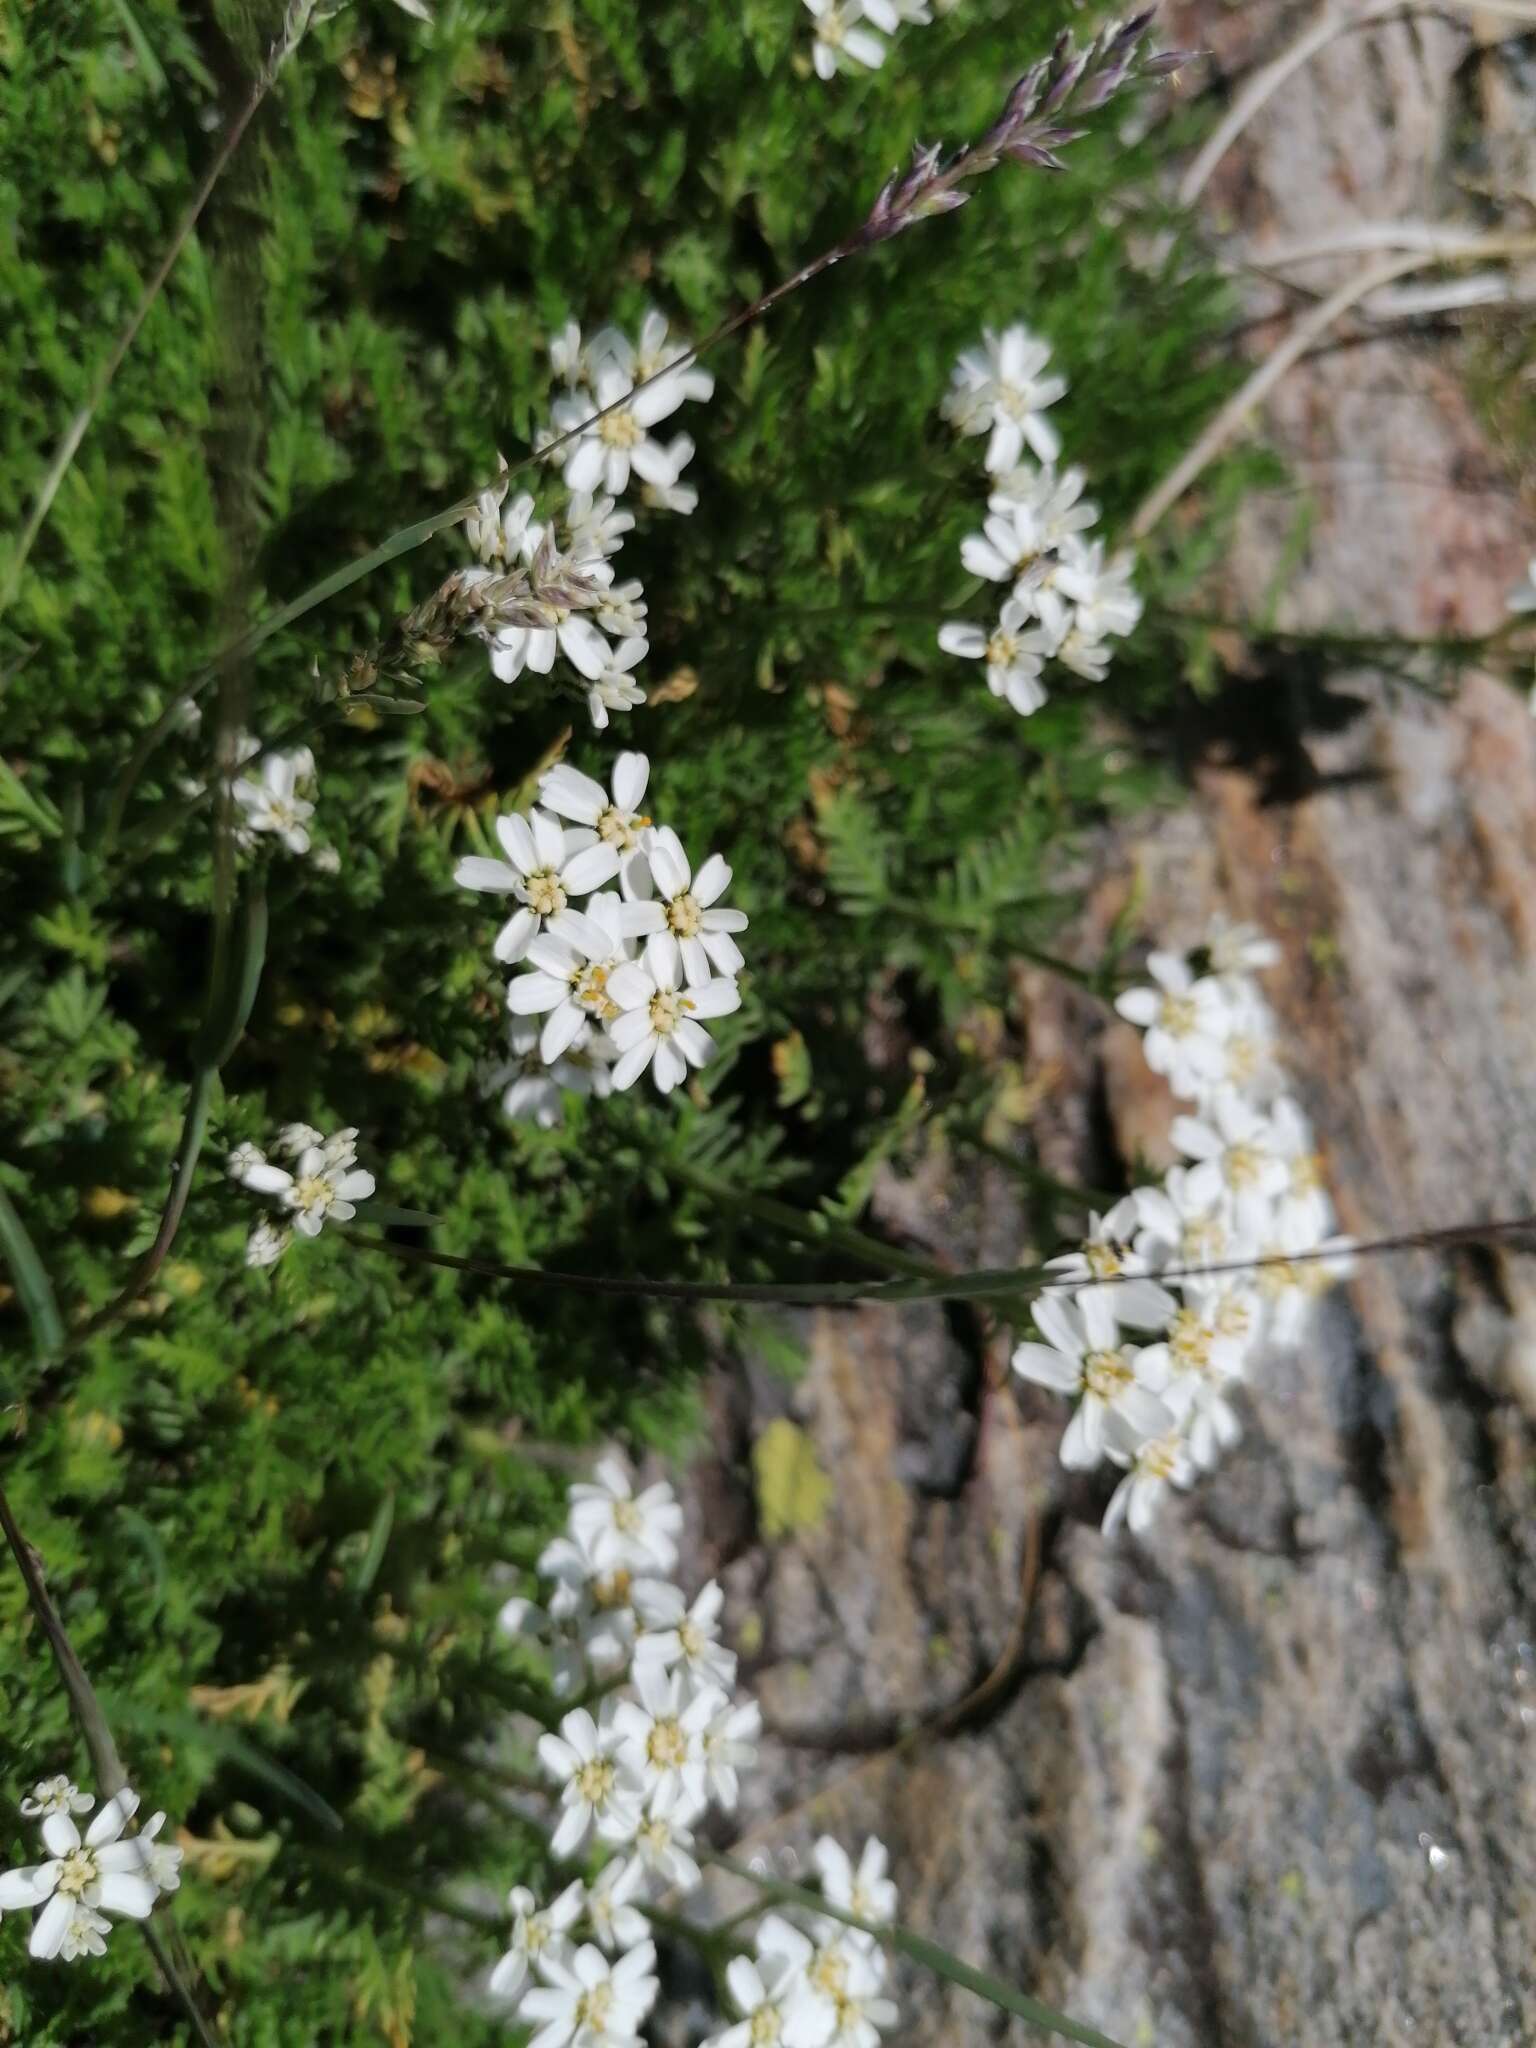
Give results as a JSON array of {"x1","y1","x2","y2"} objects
[
  {"x1": 1102, "y1": 1402, "x2": 1199, "y2": 1536},
  {"x1": 943, "y1": 325, "x2": 1067, "y2": 472},
  {"x1": 813, "y1": 1837, "x2": 896, "y2": 1931},
  {"x1": 594, "y1": 310, "x2": 714, "y2": 406},
  {"x1": 1507, "y1": 557, "x2": 1536, "y2": 615},
  {"x1": 596, "y1": 580, "x2": 648, "y2": 640},
  {"x1": 135, "y1": 1813, "x2": 183, "y2": 1895},
  {"x1": 937, "y1": 598, "x2": 1055, "y2": 716},
  {"x1": 520, "y1": 1940, "x2": 659, "y2": 2048},
  {"x1": 1114, "y1": 951, "x2": 1231, "y2": 1098},
  {"x1": 311, "y1": 843, "x2": 341, "y2": 875},
  {"x1": 1054, "y1": 538, "x2": 1142, "y2": 640},
  {"x1": 699, "y1": 1696, "x2": 762, "y2": 1811},
  {"x1": 708, "y1": 1921, "x2": 834, "y2": 2048},
  {"x1": 1052, "y1": 620, "x2": 1115, "y2": 682},
  {"x1": 959, "y1": 506, "x2": 1037, "y2": 585},
  {"x1": 633, "y1": 1578, "x2": 737, "y2": 1691},
  {"x1": 491, "y1": 606, "x2": 616, "y2": 690},
  {"x1": 1268, "y1": 1096, "x2": 1333, "y2": 1247},
  {"x1": 583, "y1": 1857, "x2": 650, "y2": 1954},
  {"x1": 20, "y1": 1779, "x2": 94, "y2": 1821},
  {"x1": 244, "y1": 1217, "x2": 292, "y2": 1268},
  {"x1": 226, "y1": 1141, "x2": 268, "y2": 1185},
  {"x1": 550, "y1": 322, "x2": 592, "y2": 388},
  {"x1": 554, "y1": 363, "x2": 693, "y2": 499},
  {"x1": 508, "y1": 893, "x2": 643, "y2": 1066},
  {"x1": 1254, "y1": 1227, "x2": 1354, "y2": 1350},
  {"x1": 1203, "y1": 914, "x2": 1281, "y2": 980},
  {"x1": 454, "y1": 808, "x2": 621, "y2": 965},
  {"x1": 1205, "y1": 977, "x2": 1282, "y2": 1103},
  {"x1": 465, "y1": 479, "x2": 536, "y2": 569},
  {"x1": 586, "y1": 636, "x2": 650, "y2": 732},
  {"x1": 804, "y1": 0, "x2": 888, "y2": 78},
  {"x1": 485, "y1": 1017, "x2": 615, "y2": 1129},
  {"x1": 565, "y1": 492, "x2": 635, "y2": 562},
  {"x1": 606, "y1": 933, "x2": 742, "y2": 1094},
  {"x1": 241, "y1": 1145, "x2": 375, "y2": 1240},
  {"x1": 626, "y1": 1805, "x2": 702, "y2": 1890},
  {"x1": 0, "y1": 1789, "x2": 159, "y2": 1961},
  {"x1": 489, "y1": 1882, "x2": 584, "y2": 2005},
  {"x1": 1171, "y1": 1090, "x2": 1289, "y2": 1239},
  {"x1": 1137, "y1": 1301, "x2": 1250, "y2": 1413},
  {"x1": 275, "y1": 1122, "x2": 324, "y2": 1158},
  {"x1": 567, "y1": 1456, "x2": 685, "y2": 1574},
  {"x1": 232, "y1": 748, "x2": 315, "y2": 855},
  {"x1": 987, "y1": 463, "x2": 1100, "y2": 552},
  {"x1": 637, "y1": 432, "x2": 699, "y2": 515},
  {"x1": 57, "y1": 1902, "x2": 112, "y2": 1961},
  {"x1": 1043, "y1": 1198, "x2": 1178, "y2": 1329},
  {"x1": 613, "y1": 1661, "x2": 722, "y2": 1815},
  {"x1": 539, "y1": 752, "x2": 653, "y2": 855},
  {"x1": 624, "y1": 828, "x2": 749, "y2": 985},
  {"x1": 799, "y1": 1935, "x2": 899, "y2": 2047},
  {"x1": 1011, "y1": 1287, "x2": 1173, "y2": 1469},
  {"x1": 1133, "y1": 1167, "x2": 1248, "y2": 1284},
  {"x1": 538, "y1": 1706, "x2": 646, "y2": 1861}
]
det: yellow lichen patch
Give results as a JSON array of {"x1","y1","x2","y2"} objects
[{"x1": 752, "y1": 1418, "x2": 834, "y2": 1539}]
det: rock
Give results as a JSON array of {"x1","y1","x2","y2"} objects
[{"x1": 677, "y1": 7, "x2": 1536, "y2": 2043}]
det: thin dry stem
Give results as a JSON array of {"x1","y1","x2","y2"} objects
[{"x1": 1130, "y1": 235, "x2": 1536, "y2": 538}]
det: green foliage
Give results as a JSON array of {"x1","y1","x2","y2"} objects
[{"x1": 0, "y1": 0, "x2": 1238, "y2": 2039}]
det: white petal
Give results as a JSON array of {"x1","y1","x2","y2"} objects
[
  {"x1": 494, "y1": 907, "x2": 540, "y2": 964},
  {"x1": 561, "y1": 841, "x2": 622, "y2": 894}
]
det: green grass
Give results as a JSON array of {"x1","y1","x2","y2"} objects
[{"x1": 0, "y1": 0, "x2": 1238, "y2": 2039}]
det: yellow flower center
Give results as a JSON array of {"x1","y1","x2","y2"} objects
[
  {"x1": 1214, "y1": 1296, "x2": 1252, "y2": 1340},
  {"x1": 1141, "y1": 1435, "x2": 1182, "y2": 1481},
  {"x1": 293, "y1": 1173, "x2": 335, "y2": 1214},
  {"x1": 678, "y1": 1618, "x2": 703, "y2": 1659},
  {"x1": 597, "y1": 804, "x2": 649, "y2": 849},
  {"x1": 1085, "y1": 1242, "x2": 1124, "y2": 1279},
  {"x1": 666, "y1": 891, "x2": 703, "y2": 938},
  {"x1": 597, "y1": 410, "x2": 644, "y2": 450},
  {"x1": 810, "y1": 1951, "x2": 848, "y2": 1998},
  {"x1": 646, "y1": 1718, "x2": 689, "y2": 1770},
  {"x1": 1225, "y1": 1144, "x2": 1261, "y2": 1190},
  {"x1": 574, "y1": 963, "x2": 616, "y2": 1017},
  {"x1": 1293, "y1": 1153, "x2": 1323, "y2": 1193},
  {"x1": 1160, "y1": 993, "x2": 1198, "y2": 1037},
  {"x1": 648, "y1": 989, "x2": 693, "y2": 1036},
  {"x1": 592, "y1": 1568, "x2": 632, "y2": 1610},
  {"x1": 575, "y1": 1985, "x2": 614, "y2": 2029},
  {"x1": 56, "y1": 1849, "x2": 99, "y2": 1900},
  {"x1": 524, "y1": 870, "x2": 566, "y2": 917},
  {"x1": 1082, "y1": 1348, "x2": 1132, "y2": 1400},
  {"x1": 749, "y1": 2010, "x2": 782, "y2": 2046},
  {"x1": 986, "y1": 629, "x2": 1020, "y2": 667},
  {"x1": 575, "y1": 1757, "x2": 616, "y2": 1807},
  {"x1": 1169, "y1": 1309, "x2": 1214, "y2": 1374}
]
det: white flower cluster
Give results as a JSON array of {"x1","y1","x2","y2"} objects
[
  {"x1": 803, "y1": 0, "x2": 933, "y2": 81},
  {"x1": 455, "y1": 751, "x2": 748, "y2": 1099},
  {"x1": 1012, "y1": 916, "x2": 1352, "y2": 1535},
  {"x1": 495, "y1": 1459, "x2": 901, "y2": 2048},
  {"x1": 0, "y1": 1781, "x2": 182, "y2": 1964},
  {"x1": 227, "y1": 1123, "x2": 376, "y2": 1267},
  {"x1": 462, "y1": 311, "x2": 710, "y2": 734},
  {"x1": 938, "y1": 324, "x2": 1142, "y2": 715}
]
